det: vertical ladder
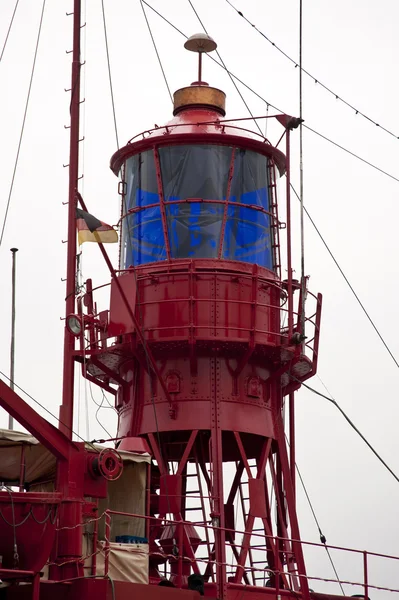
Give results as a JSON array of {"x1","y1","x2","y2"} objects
[
  {"x1": 237, "y1": 460, "x2": 270, "y2": 586},
  {"x1": 268, "y1": 159, "x2": 282, "y2": 279}
]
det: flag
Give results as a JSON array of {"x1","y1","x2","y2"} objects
[{"x1": 76, "y1": 208, "x2": 118, "y2": 245}]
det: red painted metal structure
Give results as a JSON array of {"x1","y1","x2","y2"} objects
[{"x1": 0, "y1": 3, "x2": 395, "y2": 600}]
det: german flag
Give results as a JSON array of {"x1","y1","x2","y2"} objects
[{"x1": 76, "y1": 208, "x2": 118, "y2": 245}]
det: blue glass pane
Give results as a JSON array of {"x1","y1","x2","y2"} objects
[
  {"x1": 135, "y1": 189, "x2": 159, "y2": 207},
  {"x1": 160, "y1": 145, "x2": 232, "y2": 201},
  {"x1": 223, "y1": 205, "x2": 273, "y2": 269},
  {"x1": 125, "y1": 152, "x2": 159, "y2": 210},
  {"x1": 230, "y1": 149, "x2": 269, "y2": 208},
  {"x1": 122, "y1": 152, "x2": 164, "y2": 266},
  {"x1": 230, "y1": 187, "x2": 268, "y2": 207},
  {"x1": 166, "y1": 203, "x2": 224, "y2": 259},
  {"x1": 124, "y1": 207, "x2": 166, "y2": 267},
  {"x1": 121, "y1": 146, "x2": 275, "y2": 269}
]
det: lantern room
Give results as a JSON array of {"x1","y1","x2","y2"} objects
[{"x1": 110, "y1": 34, "x2": 286, "y2": 275}]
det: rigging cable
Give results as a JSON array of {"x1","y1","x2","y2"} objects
[
  {"x1": 101, "y1": 0, "x2": 399, "y2": 541},
  {"x1": 142, "y1": 1, "x2": 399, "y2": 186},
  {"x1": 0, "y1": 0, "x2": 20, "y2": 63},
  {"x1": 140, "y1": 0, "x2": 173, "y2": 103},
  {"x1": 88, "y1": 380, "x2": 116, "y2": 439},
  {"x1": 289, "y1": 183, "x2": 399, "y2": 370},
  {"x1": 225, "y1": 0, "x2": 399, "y2": 142},
  {"x1": 186, "y1": 0, "x2": 264, "y2": 136},
  {"x1": 100, "y1": 0, "x2": 119, "y2": 148},
  {"x1": 100, "y1": 1, "x2": 164, "y2": 450},
  {"x1": 97, "y1": 5, "x2": 399, "y2": 584},
  {"x1": 94, "y1": 391, "x2": 112, "y2": 439},
  {"x1": 304, "y1": 124, "x2": 399, "y2": 184},
  {"x1": 100, "y1": 1, "x2": 174, "y2": 521},
  {"x1": 298, "y1": 0, "x2": 305, "y2": 336},
  {"x1": 0, "y1": 0, "x2": 47, "y2": 249},
  {"x1": 280, "y1": 378, "x2": 344, "y2": 594},
  {"x1": 141, "y1": 0, "x2": 399, "y2": 372},
  {"x1": 142, "y1": 6, "x2": 399, "y2": 561},
  {"x1": 0, "y1": 369, "x2": 99, "y2": 452},
  {"x1": 292, "y1": 376, "x2": 399, "y2": 485},
  {"x1": 284, "y1": 435, "x2": 345, "y2": 596}
]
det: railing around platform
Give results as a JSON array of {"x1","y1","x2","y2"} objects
[{"x1": 86, "y1": 509, "x2": 399, "y2": 600}]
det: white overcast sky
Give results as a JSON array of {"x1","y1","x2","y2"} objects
[{"x1": 0, "y1": 0, "x2": 399, "y2": 595}]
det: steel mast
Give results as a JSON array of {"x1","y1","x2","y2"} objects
[{"x1": 59, "y1": 0, "x2": 82, "y2": 438}]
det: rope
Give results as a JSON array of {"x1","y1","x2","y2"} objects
[
  {"x1": 0, "y1": 0, "x2": 47, "y2": 249},
  {"x1": 140, "y1": 0, "x2": 173, "y2": 103},
  {"x1": 46, "y1": 548, "x2": 101, "y2": 568},
  {"x1": 225, "y1": 0, "x2": 399, "y2": 142},
  {"x1": 0, "y1": 0, "x2": 20, "y2": 63},
  {"x1": 56, "y1": 510, "x2": 107, "y2": 531}
]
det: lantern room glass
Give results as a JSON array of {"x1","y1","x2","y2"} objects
[{"x1": 120, "y1": 145, "x2": 276, "y2": 270}]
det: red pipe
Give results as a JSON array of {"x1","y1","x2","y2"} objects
[
  {"x1": 285, "y1": 130, "x2": 293, "y2": 339},
  {"x1": 289, "y1": 392, "x2": 296, "y2": 499}
]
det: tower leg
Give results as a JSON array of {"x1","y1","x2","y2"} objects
[
  {"x1": 272, "y1": 379, "x2": 311, "y2": 600},
  {"x1": 210, "y1": 358, "x2": 226, "y2": 599}
]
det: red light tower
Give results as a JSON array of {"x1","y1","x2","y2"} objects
[{"x1": 82, "y1": 34, "x2": 322, "y2": 600}]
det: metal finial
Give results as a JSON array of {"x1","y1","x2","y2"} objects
[
  {"x1": 184, "y1": 33, "x2": 217, "y2": 84},
  {"x1": 184, "y1": 33, "x2": 217, "y2": 54}
]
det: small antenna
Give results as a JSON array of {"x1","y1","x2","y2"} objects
[
  {"x1": 184, "y1": 33, "x2": 217, "y2": 84},
  {"x1": 9, "y1": 247, "x2": 18, "y2": 431}
]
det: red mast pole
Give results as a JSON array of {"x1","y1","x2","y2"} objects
[{"x1": 59, "y1": 0, "x2": 81, "y2": 438}]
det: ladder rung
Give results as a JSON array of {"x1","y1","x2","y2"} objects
[{"x1": 252, "y1": 560, "x2": 268, "y2": 564}]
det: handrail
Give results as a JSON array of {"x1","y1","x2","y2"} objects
[
  {"x1": 126, "y1": 121, "x2": 273, "y2": 146},
  {"x1": 104, "y1": 509, "x2": 399, "y2": 561},
  {"x1": 99, "y1": 509, "x2": 399, "y2": 597}
]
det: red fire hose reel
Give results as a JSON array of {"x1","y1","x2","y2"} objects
[{"x1": 88, "y1": 448, "x2": 123, "y2": 481}]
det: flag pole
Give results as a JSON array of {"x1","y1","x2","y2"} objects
[{"x1": 9, "y1": 247, "x2": 18, "y2": 430}]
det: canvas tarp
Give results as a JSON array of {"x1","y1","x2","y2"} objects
[
  {"x1": 94, "y1": 541, "x2": 149, "y2": 583},
  {"x1": 97, "y1": 460, "x2": 147, "y2": 540},
  {"x1": 0, "y1": 428, "x2": 150, "y2": 485}
]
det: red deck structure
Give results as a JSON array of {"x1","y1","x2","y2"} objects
[{"x1": 0, "y1": 4, "x2": 395, "y2": 600}]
